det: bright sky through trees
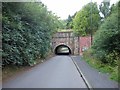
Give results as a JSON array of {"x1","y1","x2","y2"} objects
[{"x1": 41, "y1": 0, "x2": 118, "y2": 19}]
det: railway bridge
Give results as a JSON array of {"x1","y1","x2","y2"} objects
[{"x1": 52, "y1": 30, "x2": 91, "y2": 55}]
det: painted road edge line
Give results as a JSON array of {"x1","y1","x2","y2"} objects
[{"x1": 70, "y1": 56, "x2": 93, "y2": 90}]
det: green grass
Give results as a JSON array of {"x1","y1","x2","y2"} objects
[{"x1": 83, "y1": 49, "x2": 120, "y2": 83}]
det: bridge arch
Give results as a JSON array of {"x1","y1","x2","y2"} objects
[
  {"x1": 52, "y1": 30, "x2": 92, "y2": 55},
  {"x1": 54, "y1": 44, "x2": 71, "y2": 55}
]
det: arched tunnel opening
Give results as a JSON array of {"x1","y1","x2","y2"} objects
[{"x1": 54, "y1": 44, "x2": 71, "y2": 55}]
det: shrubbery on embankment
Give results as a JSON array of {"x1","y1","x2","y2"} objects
[
  {"x1": 83, "y1": 2, "x2": 120, "y2": 82},
  {"x1": 2, "y1": 2, "x2": 61, "y2": 66}
]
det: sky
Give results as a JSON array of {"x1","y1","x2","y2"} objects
[{"x1": 41, "y1": 0, "x2": 118, "y2": 20}]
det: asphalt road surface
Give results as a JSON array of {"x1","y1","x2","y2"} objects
[{"x1": 3, "y1": 56, "x2": 87, "y2": 88}]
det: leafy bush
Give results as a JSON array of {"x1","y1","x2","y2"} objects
[
  {"x1": 92, "y1": 3, "x2": 120, "y2": 65},
  {"x1": 83, "y1": 48, "x2": 120, "y2": 82},
  {"x1": 110, "y1": 66, "x2": 119, "y2": 81},
  {"x1": 2, "y1": 2, "x2": 60, "y2": 66},
  {"x1": 83, "y1": 1, "x2": 120, "y2": 82}
]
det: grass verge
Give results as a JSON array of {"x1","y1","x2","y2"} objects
[{"x1": 83, "y1": 49, "x2": 120, "y2": 83}]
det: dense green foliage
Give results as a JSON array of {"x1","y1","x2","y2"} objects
[
  {"x1": 92, "y1": 2, "x2": 120, "y2": 66},
  {"x1": 2, "y1": 2, "x2": 61, "y2": 66},
  {"x1": 83, "y1": 49, "x2": 120, "y2": 82},
  {"x1": 83, "y1": 1, "x2": 119, "y2": 82},
  {"x1": 65, "y1": 13, "x2": 76, "y2": 29},
  {"x1": 73, "y1": 2, "x2": 101, "y2": 36},
  {"x1": 66, "y1": 15, "x2": 72, "y2": 29}
]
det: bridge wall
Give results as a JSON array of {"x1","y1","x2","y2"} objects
[
  {"x1": 79, "y1": 36, "x2": 91, "y2": 55},
  {"x1": 52, "y1": 31, "x2": 75, "y2": 54},
  {"x1": 52, "y1": 30, "x2": 91, "y2": 55}
]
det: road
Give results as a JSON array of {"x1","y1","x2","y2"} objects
[{"x1": 3, "y1": 56, "x2": 88, "y2": 88}]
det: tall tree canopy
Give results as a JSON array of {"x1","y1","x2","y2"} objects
[
  {"x1": 92, "y1": 1, "x2": 119, "y2": 65},
  {"x1": 99, "y1": 0, "x2": 110, "y2": 18},
  {"x1": 65, "y1": 13, "x2": 76, "y2": 29},
  {"x1": 66, "y1": 15, "x2": 72, "y2": 29},
  {"x1": 73, "y1": 2, "x2": 101, "y2": 36}
]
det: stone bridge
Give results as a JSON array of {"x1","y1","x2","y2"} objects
[{"x1": 52, "y1": 30, "x2": 91, "y2": 55}]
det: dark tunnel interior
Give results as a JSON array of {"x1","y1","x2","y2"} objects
[{"x1": 54, "y1": 45, "x2": 71, "y2": 55}]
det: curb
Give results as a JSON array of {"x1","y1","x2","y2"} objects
[{"x1": 70, "y1": 56, "x2": 93, "y2": 90}]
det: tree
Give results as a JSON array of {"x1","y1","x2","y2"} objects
[
  {"x1": 99, "y1": 0, "x2": 110, "y2": 18},
  {"x1": 73, "y1": 2, "x2": 101, "y2": 36},
  {"x1": 92, "y1": 1, "x2": 120, "y2": 65},
  {"x1": 66, "y1": 15, "x2": 72, "y2": 29}
]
